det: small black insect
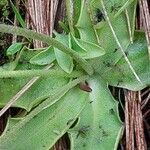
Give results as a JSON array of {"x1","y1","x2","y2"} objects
[
  {"x1": 98, "y1": 124, "x2": 108, "y2": 135},
  {"x1": 113, "y1": 48, "x2": 118, "y2": 53},
  {"x1": 109, "y1": 108, "x2": 115, "y2": 115},
  {"x1": 99, "y1": 124, "x2": 102, "y2": 129},
  {"x1": 102, "y1": 129, "x2": 109, "y2": 137},
  {"x1": 110, "y1": 4, "x2": 121, "y2": 13},
  {"x1": 103, "y1": 61, "x2": 112, "y2": 67},
  {"x1": 76, "y1": 126, "x2": 90, "y2": 138},
  {"x1": 89, "y1": 101, "x2": 93, "y2": 104},
  {"x1": 95, "y1": 8, "x2": 105, "y2": 23}
]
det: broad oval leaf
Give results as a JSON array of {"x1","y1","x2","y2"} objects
[
  {"x1": 6, "y1": 42, "x2": 23, "y2": 56},
  {"x1": 54, "y1": 32, "x2": 74, "y2": 73},
  {"x1": 68, "y1": 75, "x2": 123, "y2": 150},
  {"x1": 30, "y1": 46, "x2": 55, "y2": 65},
  {"x1": 54, "y1": 49, "x2": 73, "y2": 73}
]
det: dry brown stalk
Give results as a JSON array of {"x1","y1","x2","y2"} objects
[{"x1": 124, "y1": 90, "x2": 147, "y2": 150}]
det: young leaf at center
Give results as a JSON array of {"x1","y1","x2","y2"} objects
[
  {"x1": 71, "y1": 34, "x2": 105, "y2": 59},
  {"x1": 54, "y1": 32, "x2": 74, "y2": 73}
]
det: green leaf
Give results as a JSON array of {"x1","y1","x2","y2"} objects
[
  {"x1": 91, "y1": 0, "x2": 134, "y2": 18},
  {"x1": 77, "y1": 0, "x2": 136, "y2": 74},
  {"x1": 68, "y1": 75, "x2": 123, "y2": 150},
  {"x1": 54, "y1": 49, "x2": 73, "y2": 73},
  {"x1": 0, "y1": 24, "x2": 94, "y2": 75},
  {"x1": 76, "y1": 0, "x2": 98, "y2": 44},
  {"x1": 73, "y1": 0, "x2": 82, "y2": 25},
  {"x1": 125, "y1": 0, "x2": 137, "y2": 41},
  {"x1": 0, "y1": 61, "x2": 18, "y2": 71},
  {"x1": 0, "y1": 87, "x2": 88, "y2": 150},
  {"x1": 100, "y1": 32, "x2": 150, "y2": 91},
  {"x1": 30, "y1": 46, "x2": 55, "y2": 65},
  {"x1": 3, "y1": 10, "x2": 9, "y2": 17},
  {"x1": 54, "y1": 32, "x2": 74, "y2": 73},
  {"x1": 71, "y1": 35, "x2": 105, "y2": 59},
  {"x1": 90, "y1": 15, "x2": 131, "y2": 73},
  {"x1": 6, "y1": 42, "x2": 23, "y2": 56},
  {"x1": 0, "y1": 50, "x2": 68, "y2": 110},
  {"x1": 58, "y1": 21, "x2": 70, "y2": 33},
  {"x1": 65, "y1": 0, "x2": 74, "y2": 34},
  {"x1": 9, "y1": 0, "x2": 26, "y2": 28}
]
